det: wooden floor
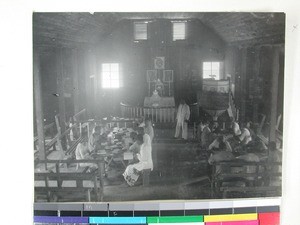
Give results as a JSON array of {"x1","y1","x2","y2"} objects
[
  {"x1": 35, "y1": 127, "x2": 281, "y2": 202},
  {"x1": 99, "y1": 128, "x2": 211, "y2": 201}
]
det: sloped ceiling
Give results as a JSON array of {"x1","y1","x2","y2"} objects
[{"x1": 33, "y1": 12, "x2": 285, "y2": 47}]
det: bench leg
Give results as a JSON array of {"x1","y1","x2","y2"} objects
[
  {"x1": 86, "y1": 189, "x2": 91, "y2": 202},
  {"x1": 143, "y1": 170, "x2": 150, "y2": 186},
  {"x1": 46, "y1": 191, "x2": 51, "y2": 202}
]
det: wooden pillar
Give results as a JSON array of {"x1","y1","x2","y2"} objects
[
  {"x1": 92, "y1": 51, "x2": 98, "y2": 117},
  {"x1": 269, "y1": 47, "x2": 280, "y2": 142},
  {"x1": 240, "y1": 47, "x2": 248, "y2": 123},
  {"x1": 72, "y1": 48, "x2": 80, "y2": 114},
  {"x1": 56, "y1": 48, "x2": 67, "y2": 149},
  {"x1": 84, "y1": 49, "x2": 91, "y2": 118},
  {"x1": 33, "y1": 48, "x2": 46, "y2": 160},
  {"x1": 87, "y1": 49, "x2": 97, "y2": 118},
  {"x1": 252, "y1": 47, "x2": 261, "y2": 123}
]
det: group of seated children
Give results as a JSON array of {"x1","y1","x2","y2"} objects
[
  {"x1": 74, "y1": 118, "x2": 155, "y2": 187},
  {"x1": 202, "y1": 117, "x2": 282, "y2": 187},
  {"x1": 198, "y1": 117, "x2": 260, "y2": 153},
  {"x1": 75, "y1": 125, "x2": 107, "y2": 170}
]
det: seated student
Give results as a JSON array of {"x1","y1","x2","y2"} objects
[
  {"x1": 75, "y1": 136, "x2": 97, "y2": 169},
  {"x1": 245, "y1": 125, "x2": 268, "y2": 152},
  {"x1": 230, "y1": 117, "x2": 242, "y2": 136},
  {"x1": 88, "y1": 126, "x2": 102, "y2": 152},
  {"x1": 123, "y1": 134, "x2": 153, "y2": 186},
  {"x1": 211, "y1": 121, "x2": 221, "y2": 134},
  {"x1": 128, "y1": 132, "x2": 141, "y2": 154},
  {"x1": 238, "y1": 123, "x2": 252, "y2": 145},
  {"x1": 144, "y1": 118, "x2": 154, "y2": 142},
  {"x1": 136, "y1": 126, "x2": 152, "y2": 148},
  {"x1": 68, "y1": 117, "x2": 79, "y2": 141},
  {"x1": 200, "y1": 120, "x2": 212, "y2": 149},
  {"x1": 126, "y1": 132, "x2": 141, "y2": 164},
  {"x1": 208, "y1": 135, "x2": 233, "y2": 152},
  {"x1": 227, "y1": 122, "x2": 252, "y2": 153}
]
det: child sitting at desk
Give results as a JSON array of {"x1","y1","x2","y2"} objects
[
  {"x1": 88, "y1": 125, "x2": 107, "y2": 152},
  {"x1": 75, "y1": 136, "x2": 97, "y2": 170},
  {"x1": 123, "y1": 134, "x2": 153, "y2": 186}
]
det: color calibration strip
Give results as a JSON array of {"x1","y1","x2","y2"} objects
[
  {"x1": 34, "y1": 212, "x2": 280, "y2": 225},
  {"x1": 34, "y1": 213, "x2": 280, "y2": 224},
  {"x1": 33, "y1": 198, "x2": 281, "y2": 224}
]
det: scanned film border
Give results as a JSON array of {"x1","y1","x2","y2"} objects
[{"x1": 33, "y1": 12, "x2": 285, "y2": 202}]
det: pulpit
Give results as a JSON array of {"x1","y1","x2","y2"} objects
[{"x1": 199, "y1": 79, "x2": 231, "y2": 121}]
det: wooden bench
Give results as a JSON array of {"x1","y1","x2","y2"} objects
[
  {"x1": 55, "y1": 113, "x2": 88, "y2": 157},
  {"x1": 35, "y1": 172, "x2": 99, "y2": 202},
  {"x1": 34, "y1": 159, "x2": 105, "y2": 202},
  {"x1": 221, "y1": 186, "x2": 281, "y2": 198},
  {"x1": 211, "y1": 160, "x2": 282, "y2": 198}
]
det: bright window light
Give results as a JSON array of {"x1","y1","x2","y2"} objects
[
  {"x1": 173, "y1": 22, "x2": 186, "y2": 41},
  {"x1": 134, "y1": 22, "x2": 148, "y2": 40},
  {"x1": 203, "y1": 62, "x2": 220, "y2": 80},
  {"x1": 102, "y1": 63, "x2": 120, "y2": 88}
]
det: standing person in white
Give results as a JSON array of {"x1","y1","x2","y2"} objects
[{"x1": 174, "y1": 99, "x2": 190, "y2": 140}]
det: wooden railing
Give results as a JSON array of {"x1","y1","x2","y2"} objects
[
  {"x1": 120, "y1": 103, "x2": 176, "y2": 123},
  {"x1": 73, "y1": 108, "x2": 87, "y2": 122},
  {"x1": 34, "y1": 109, "x2": 87, "y2": 160}
]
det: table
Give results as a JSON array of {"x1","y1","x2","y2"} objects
[{"x1": 92, "y1": 127, "x2": 136, "y2": 175}]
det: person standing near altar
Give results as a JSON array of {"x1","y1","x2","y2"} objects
[{"x1": 174, "y1": 99, "x2": 190, "y2": 140}]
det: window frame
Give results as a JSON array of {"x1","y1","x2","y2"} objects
[
  {"x1": 101, "y1": 63, "x2": 121, "y2": 89},
  {"x1": 172, "y1": 21, "x2": 187, "y2": 41},
  {"x1": 202, "y1": 61, "x2": 221, "y2": 80},
  {"x1": 134, "y1": 21, "x2": 148, "y2": 41}
]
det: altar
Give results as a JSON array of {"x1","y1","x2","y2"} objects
[
  {"x1": 144, "y1": 91, "x2": 175, "y2": 108},
  {"x1": 120, "y1": 57, "x2": 176, "y2": 123}
]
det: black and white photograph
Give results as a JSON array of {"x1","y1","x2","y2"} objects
[{"x1": 33, "y1": 12, "x2": 285, "y2": 202}]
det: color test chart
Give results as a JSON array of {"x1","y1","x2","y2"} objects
[{"x1": 34, "y1": 198, "x2": 280, "y2": 224}]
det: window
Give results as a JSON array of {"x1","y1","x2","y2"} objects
[
  {"x1": 203, "y1": 62, "x2": 220, "y2": 80},
  {"x1": 134, "y1": 22, "x2": 148, "y2": 40},
  {"x1": 101, "y1": 63, "x2": 120, "y2": 88},
  {"x1": 172, "y1": 21, "x2": 186, "y2": 41}
]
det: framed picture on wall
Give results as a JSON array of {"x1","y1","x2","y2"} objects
[
  {"x1": 163, "y1": 70, "x2": 173, "y2": 82},
  {"x1": 154, "y1": 57, "x2": 165, "y2": 69},
  {"x1": 146, "y1": 70, "x2": 157, "y2": 82}
]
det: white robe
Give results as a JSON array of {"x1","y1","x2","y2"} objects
[
  {"x1": 239, "y1": 128, "x2": 252, "y2": 144},
  {"x1": 123, "y1": 135, "x2": 153, "y2": 186},
  {"x1": 145, "y1": 126, "x2": 154, "y2": 142},
  {"x1": 233, "y1": 122, "x2": 242, "y2": 136}
]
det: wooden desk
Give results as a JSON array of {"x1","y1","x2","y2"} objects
[{"x1": 34, "y1": 159, "x2": 105, "y2": 202}]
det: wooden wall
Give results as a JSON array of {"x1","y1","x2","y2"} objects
[
  {"x1": 231, "y1": 45, "x2": 284, "y2": 136},
  {"x1": 35, "y1": 46, "x2": 96, "y2": 126},
  {"x1": 94, "y1": 19, "x2": 226, "y2": 116},
  {"x1": 34, "y1": 18, "x2": 284, "y2": 136}
]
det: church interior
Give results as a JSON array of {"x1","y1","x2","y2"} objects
[{"x1": 33, "y1": 12, "x2": 285, "y2": 202}]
